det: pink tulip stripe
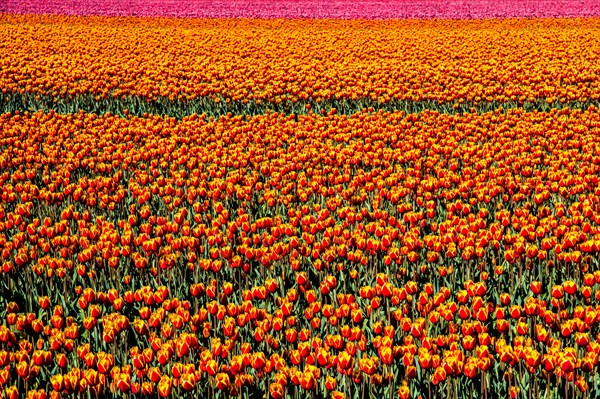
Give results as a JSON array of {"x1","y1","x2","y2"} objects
[{"x1": 2, "y1": 0, "x2": 599, "y2": 19}]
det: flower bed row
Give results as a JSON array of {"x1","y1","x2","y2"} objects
[
  {"x1": 2, "y1": 0, "x2": 600, "y2": 19},
  {"x1": 2, "y1": 16, "x2": 600, "y2": 110}
]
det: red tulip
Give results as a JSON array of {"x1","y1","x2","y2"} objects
[
  {"x1": 16, "y1": 361, "x2": 29, "y2": 379},
  {"x1": 116, "y1": 373, "x2": 131, "y2": 393},
  {"x1": 379, "y1": 346, "x2": 393, "y2": 365},
  {"x1": 158, "y1": 376, "x2": 172, "y2": 397},
  {"x1": 325, "y1": 376, "x2": 337, "y2": 390},
  {"x1": 433, "y1": 366, "x2": 446, "y2": 384},
  {"x1": 525, "y1": 350, "x2": 541, "y2": 368},
  {"x1": 551, "y1": 285, "x2": 564, "y2": 299},
  {"x1": 563, "y1": 280, "x2": 577, "y2": 296},
  {"x1": 561, "y1": 356, "x2": 575, "y2": 372},
  {"x1": 270, "y1": 382, "x2": 284, "y2": 399},
  {"x1": 5, "y1": 386, "x2": 18, "y2": 399}
]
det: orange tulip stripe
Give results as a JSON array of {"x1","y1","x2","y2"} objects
[
  {"x1": 2, "y1": 15, "x2": 600, "y2": 116},
  {"x1": 2, "y1": 106, "x2": 600, "y2": 399}
]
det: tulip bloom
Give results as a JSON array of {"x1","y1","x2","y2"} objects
[{"x1": 157, "y1": 376, "x2": 172, "y2": 397}]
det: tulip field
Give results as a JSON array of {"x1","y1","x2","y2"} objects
[{"x1": 3, "y1": 3, "x2": 600, "y2": 399}]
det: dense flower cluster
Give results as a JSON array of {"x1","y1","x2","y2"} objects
[
  {"x1": 1, "y1": 107, "x2": 600, "y2": 398},
  {"x1": 2, "y1": 0, "x2": 600, "y2": 19},
  {"x1": 1, "y1": 16, "x2": 600, "y2": 109}
]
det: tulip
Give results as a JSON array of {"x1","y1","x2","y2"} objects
[
  {"x1": 147, "y1": 367, "x2": 161, "y2": 383},
  {"x1": 433, "y1": 366, "x2": 446, "y2": 384},
  {"x1": 5, "y1": 386, "x2": 18, "y2": 399},
  {"x1": 16, "y1": 360, "x2": 30, "y2": 379},
  {"x1": 38, "y1": 296, "x2": 51, "y2": 310},
  {"x1": 464, "y1": 360, "x2": 478, "y2": 378},
  {"x1": 359, "y1": 358, "x2": 376, "y2": 375},
  {"x1": 561, "y1": 322, "x2": 574, "y2": 337},
  {"x1": 530, "y1": 280, "x2": 542, "y2": 294},
  {"x1": 509, "y1": 305, "x2": 522, "y2": 319},
  {"x1": 551, "y1": 285, "x2": 564, "y2": 299},
  {"x1": 379, "y1": 346, "x2": 393, "y2": 365},
  {"x1": 478, "y1": 357, "x2": 492, "y2": 372},
  {"x1": 462, "y1": 336, "x2": 476, "y2": 351},
  {"x1": 56, "y1": 353, "x2": 68, "y2": 368},
  {"x1": 157, "y1": 376, "x2": 172, "y2": 397},
  {"x1": 205, "y1": 359, "x2": 218, "y2": 376},
  {"x1": 325, "y1": 375, "x2": 337, "y2": 390},
  {"x1": 252, "y1": 352, "x2": 267, "y2": 370},
  {"x1": 524, "y1": 299, "x2": 539, "y2": 316},
  {"x1": 300, "y1": 372, "x2": 315, "y2": 390},
  {"x1": 458, "y1": 306, "x2": 470, "y2": 320},
  {"x1": 564, "y1": 280, "x2": 578, "y2": 296},
  {"x1": 575, "y1": 332, "x2": 590, "y2": 347},
  {"x1": 50, "y1": 374, "x2": 64, "y2": 391},
  {"x1": 560, "y1": 355, "x2": 575, "y2": 372},
  {"x1": 270, "y1": 382, "x2": 284, "y2": 399},
  {"x1": 525, "y1": 349, "x2": 541, "y2": 368},
  {"x1": 180, "y1": 373, "x2": 196, "y2": 391},
  {"x1": 398, "y1": 384, "x2": 410, "y2": 399},
  {"x1": 116, "y1": 373, "x2": 131, "y2": 393}
]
